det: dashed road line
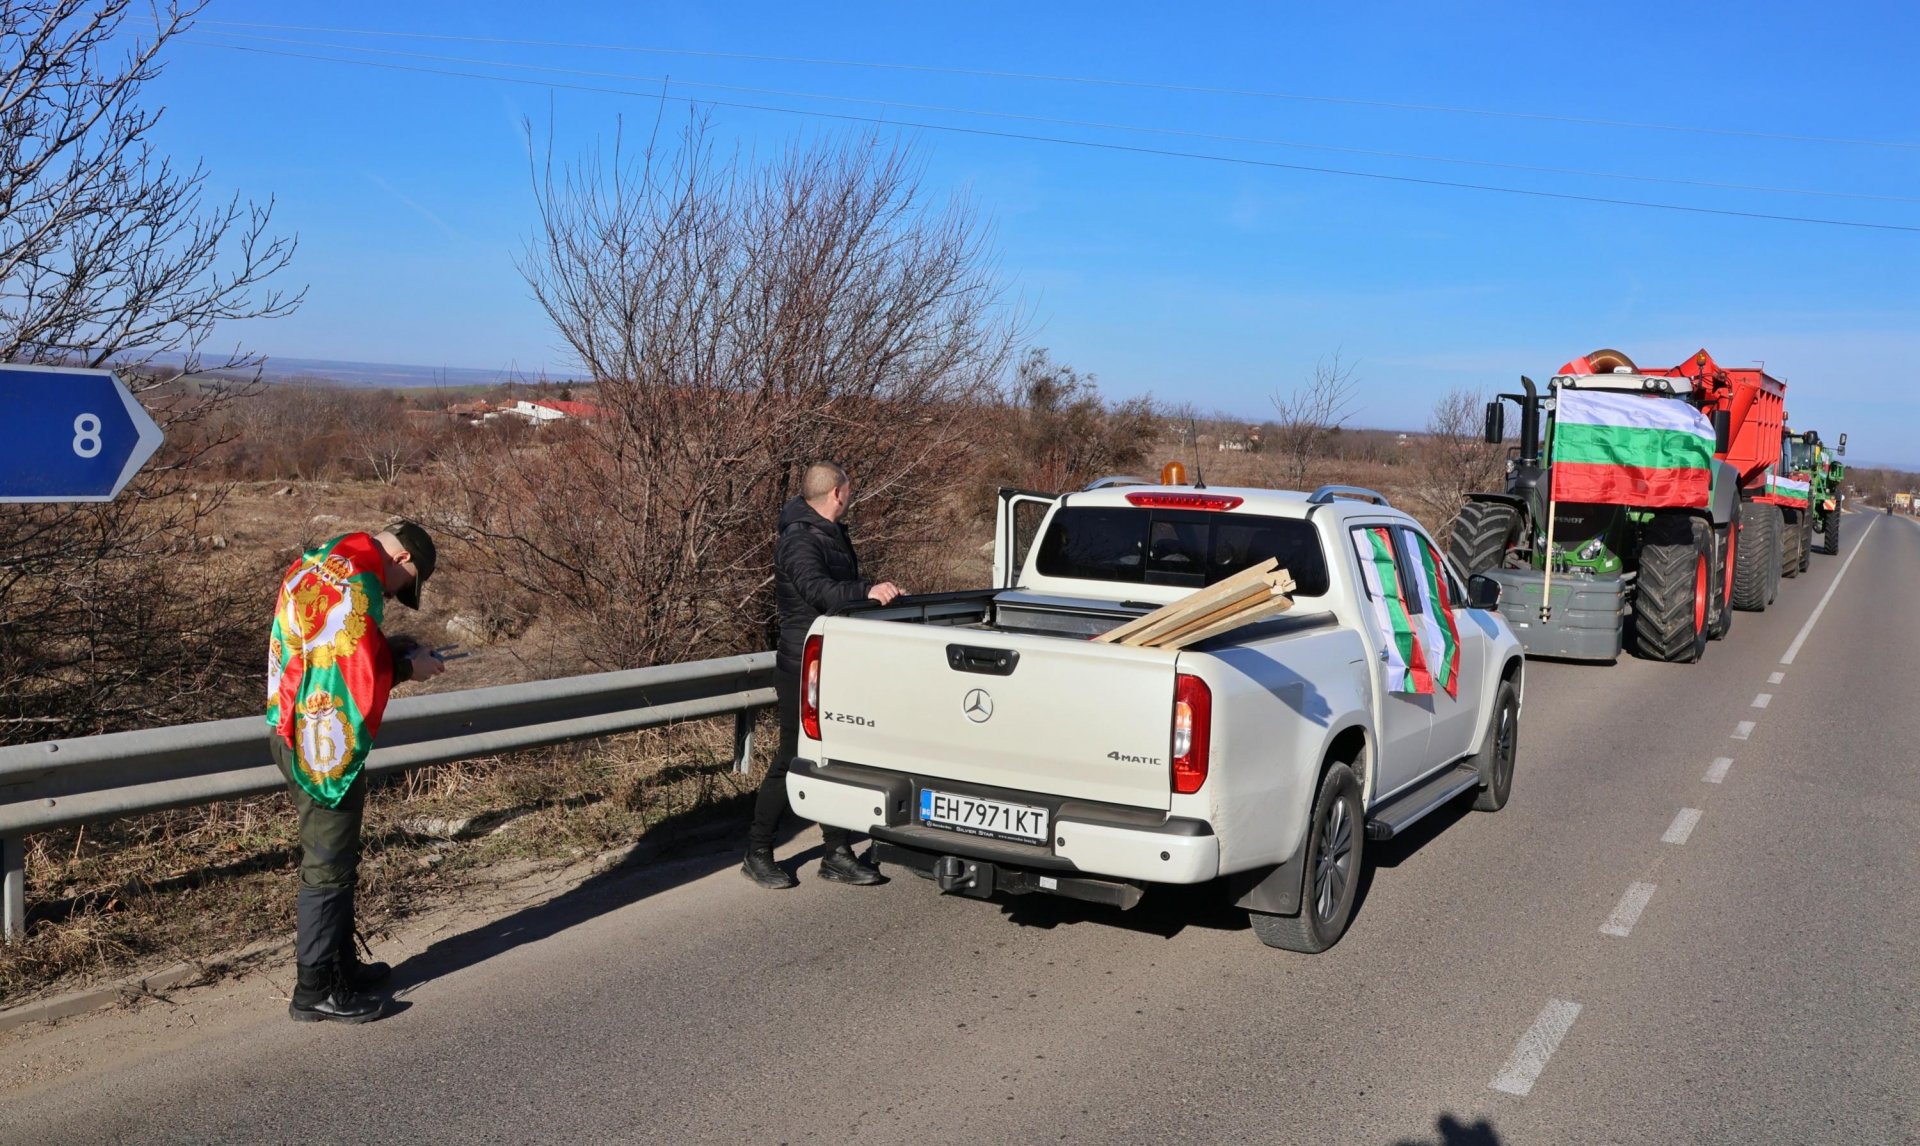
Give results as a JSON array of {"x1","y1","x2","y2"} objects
[
  {"x1": 1732, "y1": 721, "x2": 1755, "y2": 740},
  {"x1": 1767, "y1": 671, "x2": 1784, "y2": 684},
  {"x1": 1704, "y1": 757, "x2": 1733, "y2": 784},
  {"x1": 1601, "y1": 882, "x2": 1658, "y2": 937},
  {"x1": 1490, "y1": 999, "x2": 1583, "y2": 1097},
  {"x1": 1782, "y1": 515, "x2": 1878, "y2": 665},
  {"x1": 1752, "y1": 693, "x2": 1772, "y2": 709},
  {"x1": 1662, "y1": 808, "x2": 1703, "y2": 845}
]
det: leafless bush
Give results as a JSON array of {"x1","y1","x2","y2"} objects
[
  {"x1": 998, "y1": 348, "x2": 1158, "y2": 491},
  {"x1": 0, "y1": 0, "x2": 301, "y2": 743},
  {"x1": 436, "y1": 115, "x2": 1015, "y2": 673},
  {"x1": 1269, "y1": 352, "x2": 1360, "y2": 489},
  {"x1": 1404, "y1": 388, "x2": 1506, "y2": 537}
]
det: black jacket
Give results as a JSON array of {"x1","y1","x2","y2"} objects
[{"x1": 774, "y1": 496, "x2": 871, "y2": 673}]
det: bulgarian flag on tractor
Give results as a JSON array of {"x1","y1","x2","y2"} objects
[
  {"x1": 1766, "y1": 469, "x2": 1811, "y2": 503},
  {"x1": 1550, "y1": 389, "x2": 1715, "y2": 508}
]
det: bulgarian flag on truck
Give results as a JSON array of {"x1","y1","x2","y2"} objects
[
  {"x1": 1550, "y1": 389, "x2": 1715, "y2": 508},
  {"x1": 1765, "y1": 469, "x2": 1811, "y2": 502}
]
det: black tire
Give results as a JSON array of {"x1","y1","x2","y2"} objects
[
  {"x1": 1764, "y1": 506, "x2": 1783, "y2": 604},
  {"x1": 1780, "y1": 510, "x2": 1803, "y2": 579},
  {"x1": 1798, "y1": 514, "x2": 1812, "y2": 572},
  {"x1": 1820, "y1": 510, "x2": 1841, "y2": 556},
  {"x1": 1449, "y1": 501, "x2": 1520, "y2": 576},
  {"x1": 1707, "y1": 522, "x2": 1733, "y2": 640},
  {"x1": 1472, "y1": 680, "x2": 1520, "y2": 812},
  {"x1": 1633, "y1": 516, "x2": 1710, "y2": 664},
  {"x1": 1248, "y1": 762, "x2": 1363, "y2": 954},
  {"x1": 1731, "y1": 500, "x2": 1774, "y2": 611}
]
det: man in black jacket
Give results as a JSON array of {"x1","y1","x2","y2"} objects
[{"x1": 743, "y1": 462, "x2": 901, "y2": 889}]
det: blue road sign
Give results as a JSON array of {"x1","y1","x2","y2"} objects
[{"x1": 0, "y1": 364, "x2": 165, "y2": 503}]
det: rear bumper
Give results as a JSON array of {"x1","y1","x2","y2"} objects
[{"x1": 786, "y1": 758, "x2": 1220, "y2": 885}]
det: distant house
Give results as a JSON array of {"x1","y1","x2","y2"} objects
[{"x1": 505, "y1": 399, "x2": 605, "y2": 425}]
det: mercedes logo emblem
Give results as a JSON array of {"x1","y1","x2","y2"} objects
[{"x1": 962, "y1": 688, "x2": 993, "y2": 723}]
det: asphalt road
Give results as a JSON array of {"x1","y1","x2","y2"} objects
[{"x1": 4, "y1": 513, "x2": 1916, "y2": 1145}]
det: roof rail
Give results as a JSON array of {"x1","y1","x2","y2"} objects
[
  {"x1": 1084, "y1": 475, "x2": 1151, "y2": 490},
  {"x1": 1306, "y1": 484, "x2": 1391, "y2": 507}
]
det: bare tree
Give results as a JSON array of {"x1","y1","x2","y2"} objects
[
  {"x1": 1005, "y1": 348, "x2": 1158, "y2": 492},
  {"x1": 0, "y1": 1, "x2": 302, "y2": 742},
  {"x1": 437, "y1": 114, "x2": 1015, "y2": 672},
  {"x1": 1269, "y1": 352, "x2": 1360, "y2": 489},
  {"x1": 1405, "y1": 387, "x2": 1506, "y2": 538}
]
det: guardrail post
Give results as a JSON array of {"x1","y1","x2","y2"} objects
[
  {"x1": 732, "y1": 708, "x2": 756, "y2": 774},
  {"x1": 2, "y1": 833, "x2": 23, "y2": 946}
]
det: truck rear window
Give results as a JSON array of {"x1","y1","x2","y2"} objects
[{"x1": 1034, "y1": 507, "x2": 1330, "y2": 594}]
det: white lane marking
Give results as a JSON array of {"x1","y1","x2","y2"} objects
[
  {"x1": 1490, "y1": 999, "x2": 1583, "y2": 1097},
  {"x1": 1768, "y1": 671, "x2": 1785, "y2": 684},
  {"x1": 1752, "y1": 693, "x2": 1772, "y2": 709},
  {"x1": 1782, "y1": 515, "x2": 1879, "y2": 665},
  {"x1": 1732, "y1": 721, "x2": 1755, "y2": 740},
  {"x1": 1704, "y1": 757, "x2": 1733, "y2": 784},
  {"x1": 1601, "y1": 882, "x2": 1658, "y2": 937},
  {"x1": 1662, "y1": 808, "x2": 1703, "y2": 845}
]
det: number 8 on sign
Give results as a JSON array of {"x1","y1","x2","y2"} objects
[{"x1": 72, "y1": 413, "x2": 101, "y2": 458}]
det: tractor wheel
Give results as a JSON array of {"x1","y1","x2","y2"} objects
[
  {"x1": 1764, "y1": 506, "x2": 1784, "y2": 605},
  {"x1": 1708, "y1": 521, "x2": 1734, "y2": 641},
  {"x1": 1731, "y1": 500, "x2": 1775, "y2": 611},
  {"x1": 1448, "y1": 501, "x2": 1520, "y2": 577},
  {"x1": 1633, "y1": 516, "x2": 1711, "y2": 664},
  {"x1": 1798, "y1": 514, "x2": 1813, "y2": 572},
  {"x1": 1820, "y1": 510, "x2": 1841, "y2": 556},
  {"x1": 1780, "y1": 510, "x2": 1803, "y2": 579}
]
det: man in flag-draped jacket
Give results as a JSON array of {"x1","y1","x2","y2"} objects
[{"x1": 267, "y1": 521, "x2": 444, "y2": 1023}]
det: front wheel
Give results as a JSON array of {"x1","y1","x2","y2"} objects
[
  {"x1": 1821, "y1": 511, "x2": 1842, "y2": 556},
  {"x1": 1633, "y1": 516, "x2": 1711, "y2": 664},
  {"x1": 1449, "y1": 501, "x2": 1521, "y2": 577},
  {"x1": 1249, "y1": 762, "x2": 1363, "y2": 954}
]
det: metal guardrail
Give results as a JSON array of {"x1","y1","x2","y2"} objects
[{"x1": 0, "y1": 651, "x2": 777, "y2": 945}]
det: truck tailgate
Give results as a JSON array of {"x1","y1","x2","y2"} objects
[{"x1": 813, "y1": 619, "x2": 1177, "y2": 811}]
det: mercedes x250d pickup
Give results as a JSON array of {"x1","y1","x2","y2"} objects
[{"x1": 786, "y1": 480, "x2": 1525, "y2": 952}]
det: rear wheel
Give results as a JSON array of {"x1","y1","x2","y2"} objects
[
  {"x1": 1798, "y1": 514, "x2": 1813, "y2": 571},
  {"x1": 1780, "y1": 510, "x2": 1803, "y2": 579},
  {"x1": 1821, "y1": 510, "x2": 1841, "y2": 556},
  {"x1": 1732, "y1": 500, "x2": 1775, "y2": 611},
  {"x1": 1764, "y1": 506, "x2": 1783, "y2": 604},
  {"x1": 1449, "y1": 501, "x2": 1521, "y2": 576},
  {"x1": 1249, "y1": 763, "x2": 1363, "y2": 953},
  {"x1": 1633, "y1": 516, "x2": 1710, "y2": 664},
  {"x1": 1708, "y1": 522, "x2": 1734, "y2": 640},
  {"x1": 1472, "y1": 681, "x2": 1520, "y2": 812}
]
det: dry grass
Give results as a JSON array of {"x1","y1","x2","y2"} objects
[{"x1": 0, "y1": 715, "x2": 769, "y2": 1006}]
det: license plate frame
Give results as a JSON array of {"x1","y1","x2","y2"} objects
[{"x1": 918, "y1": 788, "x2": 1050, "y2": 845}]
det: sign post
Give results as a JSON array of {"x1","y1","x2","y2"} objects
[{"x1": 0, "y1": 364, "x2": 165, "y2": 503}]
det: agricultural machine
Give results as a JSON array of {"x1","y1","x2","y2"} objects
[
  {"x1": 1449, "y1": 348, "x2": 1792, "y2": 664},
  {"x1": 1780, "y1": 427, "x2": 1847, "y2": 557}
]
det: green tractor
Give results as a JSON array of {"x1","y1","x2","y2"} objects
[{"x1": 1793, "y1": 431, "x2": 1847, "y2": 556}]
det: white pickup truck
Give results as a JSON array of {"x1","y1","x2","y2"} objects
[{"x1": 786, "y1": 481, "x2": 1525, "y2": 952}]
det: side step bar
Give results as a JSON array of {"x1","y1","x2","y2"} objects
[{"x1": 1366, "y1": 764, "x2": 1482, "y2": 841}]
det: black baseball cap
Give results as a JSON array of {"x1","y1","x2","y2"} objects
[{"x1": 387, "y1": 520, "x2": 437, "y2": 609}]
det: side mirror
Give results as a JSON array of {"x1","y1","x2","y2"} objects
[
  {"x1": 1467, "y1": 573, "x2": 1503, "y2": 611},
  {"x1": 1712, "y1": 410, "x2": 1732, "y2": 455},
  {"x1": 1837, "y1": 432, "x2": 1848, "y2": 456},
  {"x1": 1483, "y1": 402, "x2": 1506, "y2": 444}
]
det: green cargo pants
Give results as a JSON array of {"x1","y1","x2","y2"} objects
[{"x1": 270, "y1": 735, "x2": 366, "y2": 968}]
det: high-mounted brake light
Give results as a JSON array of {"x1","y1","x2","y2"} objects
[
  {"x1": 1171, "y1": 673, "x2": 1212, "y2": 794},
  {"x1": 1126, "y1": 492, "x2": 1245, "y2": 511},
  {"x1": 800, "y1": 634, "x2": 824, "y2": 741}
]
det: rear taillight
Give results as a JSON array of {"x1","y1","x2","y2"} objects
[
  {"x1": 800, "y1": 635, "x2": 823, "y2": 741},
  {"x1": 1171, "y1": 673, "x2": 1212, "y2": 794}
]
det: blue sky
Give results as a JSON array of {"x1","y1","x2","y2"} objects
[{"x1": 148, "y1": 2, "x2": 1918, "y2": 462}]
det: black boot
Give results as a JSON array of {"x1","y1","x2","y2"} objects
[
  {"x1": 338, "y1": 931, "x2": 391, "y2": 990},
  {"x1": 290, "y1": 962, "x2": 384, "y2": 1024},
  {"x1": 818, "y1": 844, "x2": 885, "y2": 886},
  {"x1": 741, "y1": 846, "x2": 797, "y2": 889}
]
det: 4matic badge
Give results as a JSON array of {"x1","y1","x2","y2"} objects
[{"x1": 1107, "y1": 751, "x2": 1162, "y2": 765}]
